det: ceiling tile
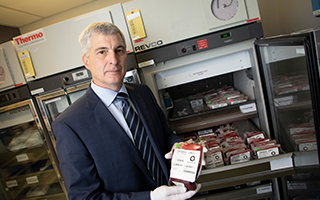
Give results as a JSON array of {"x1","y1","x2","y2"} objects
[
  {"x1": 0, "y1": 0, "x2": 96, "y2": 17},
  {"x1": 0, "y1": 6, "x2": 41, "y2": 27}
]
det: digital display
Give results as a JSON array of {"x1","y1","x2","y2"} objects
[
  {"x1": 76, "y1": 72, "x2": 84, "y2": 77},
  {"x1": 0, "y1": 94, "x2": 9, "y2": 103},
  {"x1": 72, "y1": 69, "x2": 89, "y2": 81},
  {"x1": 221, "y1": 32, "x2": 231, "y2": 39}
]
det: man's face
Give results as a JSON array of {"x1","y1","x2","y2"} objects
[{"x1": 82, "y1": 33, "x2": 127, "y2": 91}]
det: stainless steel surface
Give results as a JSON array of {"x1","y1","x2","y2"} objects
[
  {"x1": 192, "y1": 183, "x2": 274, "y2": 200},
  {"x1": 198, "y1": 153, "x2": 293, "y2": 192}
]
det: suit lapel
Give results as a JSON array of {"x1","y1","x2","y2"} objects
[{"x1": 85, "y1": 87, "x2": 155, "y2": 184}]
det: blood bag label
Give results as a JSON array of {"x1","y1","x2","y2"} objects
[
  {"x1": 26, "y1": 176, "x2": 39, "y2": 184},
  {"x1": 170, "y1": 149, "x2": 200, "y2": 182},
  {"x1": 299, "y1": 142, "x2": 317, "y2": 151},
  {"x1": 205, "y1": 151, "x2": 224, "y2": 168},
  {"x1": 256, "y1": 185, "x2": 272, "y2": 194},
  {"x1": 240, "y1": 103, "x2": 256, "y2": 113},
  {"x1": 230, "y1": 151, "x2": 251, "y2": 164},
  {"x1": 16, "y1": 153, "x2": 29, "y2": 162},
  {"x1": 257, "y1": 147, "x2": 279, "y2": 159},
  {"x1": 6, "y1": 180, "x2": 18, "y2": 188}
]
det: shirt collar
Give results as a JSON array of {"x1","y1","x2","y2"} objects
[{"x1": 90, "y1": 81, "x2": 128, "y2": 107}]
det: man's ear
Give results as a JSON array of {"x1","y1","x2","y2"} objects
[{"x1": 82, "y1": 55, "x2": 90, "y2": 70}]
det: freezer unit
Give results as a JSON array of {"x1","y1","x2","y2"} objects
[
  {"x1": 0, "y1": 98, "x2": 67, "y2": 200},
  {"x1": 255, "y1": 29, "x2": 320, "y2": 200},
  {"x1": 122, "y1": 0, "x2": 261, "y2": 54},
  {"x1": 0, "y1": 41, "x2": 26, "y2": 93},
  {"x1": 137, "y1": 22, "x2": 296, "y2": 199},
  {"x1": 13, "y1": 3, "x2": 135, "y2": 86}
]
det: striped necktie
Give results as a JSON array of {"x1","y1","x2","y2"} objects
[{"x1": 116, "y1": 93, "x2": 166, "y2": 186}]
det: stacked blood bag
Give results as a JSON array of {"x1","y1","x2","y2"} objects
[{"x1": 181, "y1": 123, "x2": 282, "y2": 169}]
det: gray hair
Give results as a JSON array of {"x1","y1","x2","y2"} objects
[{"x1": 79, "y1": 22, "x2": 126, "y2": 57}]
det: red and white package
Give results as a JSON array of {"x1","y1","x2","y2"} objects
[
  {"x1": 198, "y1": 132, "x2": 216, "y2": 142},
  {"x1": 247, "y1": 138, "x2": 270, "y2": 146},
  {"x1": 250, "y1": 140, "x2": 276, "y2": 151},
  {"x1": 228, "y1": 95, "x2": 248, "y2": 105},
  {"x1": 223, "y1": 143, "x2": 247, "y2": 155},
  {"x1": 205, "y1": 149, "x2": 224, "y2": 169},
  {"x1": 217, "y1": 86, "x2": 234, "y2": 93},
  {"x1": 291, "y1": 129, "x2": 315, "y2": 138},
  {"x1": 253, "y1": 144, "x2": 281, "y2": 159},
  {"x1": 245, "y1": 131, "x2": 266, "y2": 144},
  {"x1": 219, "y1": 131, "x2": 239, "y2": 143},
  {"x1": 205, "y1": 139, "x2": 220, "y2": 151},
  {"x1": 226, "y1": 149, "x2": 252, "y2": 164},
  {"x1": 169, "y1": 143, "x2": 203, "y2": 191},
  {"x1": 204, "y1": 92, "x2": 219, "y2": 101},
  {"x1": 295, "y1": 137, "x2": 317, "y2": 151},
  {"x1": 221, "y1": 90, "x2": 240, "y2": 98},
  {"x1": 288, "y1": 123, "x2": 314, "y2": 135},
  {"x1": 206, "y1": 98, "x2": 228, "y2": 109},
  {"x1": 220, "y1": 138, "x2": 244, "y2": 149}
]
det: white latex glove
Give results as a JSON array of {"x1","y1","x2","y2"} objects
[
  {"x1": 150, "y1": 184, "x2": 201, "y2": 200},
  {"x1": 165, "y1": 142, "x2": 208, "y2": 166}
]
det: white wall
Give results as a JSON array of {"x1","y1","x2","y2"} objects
[
  {"x1": 20, "y1": 0, "x2": 320, "y2": 37},
  {"x1": 19, "y1": 0, "x2": 131, "y2": 34}
]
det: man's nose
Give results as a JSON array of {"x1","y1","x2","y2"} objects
[{"x1": 108, "y1": 51, "x2": 118, "y2": 65}]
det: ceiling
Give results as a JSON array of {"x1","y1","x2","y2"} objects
[{"x1": 0, "y1": 0, "x2": 104, "y2": 28}]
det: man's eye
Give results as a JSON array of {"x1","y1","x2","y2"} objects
[
  {"x1": 117, "y1": 49, "x2": 125, "y2": 54},
  {"x1": 98, "y1": 50, "x2": 105, "y2": 54}
]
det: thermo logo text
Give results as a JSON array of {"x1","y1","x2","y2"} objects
[{"x1": 14, "y1": 32, "x2": 44, "y2": 45}]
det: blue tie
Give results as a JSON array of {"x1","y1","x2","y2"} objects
[{"x1": 116, "y1": 93, "x2": 165, "y2": 186}]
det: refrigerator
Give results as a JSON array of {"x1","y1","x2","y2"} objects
[
  {"x1": 0, "y1": 42, "x2": 67, "y2": 199},
  {"x1": 135, "y1": 26, "x2": 320, "y2": 199},
  {"x1": 255, "y1": 29, "x2": 320, "y2": 200},
  {"x1": 17, "y1": 2, "x2": 138, "y2": 152},
  {"x1": 13, "y1": 3, "x2": 134, "y2": 85},
  {"x1": 136, "y1": 21, "x2": 295, "y2": 199},
  {"x1": 120, "y1": 0, "x2": 319, "y2": 198}
]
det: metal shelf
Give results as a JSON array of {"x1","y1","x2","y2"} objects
[
  {"x1": 192, "y1": 183, "x2": 274, "y2": 200},
  {"x1": 169, "y1": 102, "x2": 258, "y2": 134},
  {"x1": 0, "y1": 146, "x2": 48, "y2": 169},
  {"x1": 2, "y1": 169, "x2": 58, "y2": 189},
  {"x1": 197, "y1": 153, "x2": 294, "y2": 192}
]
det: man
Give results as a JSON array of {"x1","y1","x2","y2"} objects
[{"x1": 52, "y1": 22, "x2": 201, "y2": 199}]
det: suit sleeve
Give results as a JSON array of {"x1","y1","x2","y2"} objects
[{"x1": 53, "y1": 120, "x2": 151, "y2": 200}]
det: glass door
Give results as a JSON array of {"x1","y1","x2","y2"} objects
[
  {"x1": 0, "y1": 99, "x2": 67, "y2": 200},
  {"x1": 255, "y1": 33, "x2": 320, "y2": 199},
  {"x1": 35, "y1": 81, "x2": 90, "y2": 149}
]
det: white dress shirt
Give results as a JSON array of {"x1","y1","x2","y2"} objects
[{"x1": 90, "y1": 81, "x2": 134, "y2": 142}]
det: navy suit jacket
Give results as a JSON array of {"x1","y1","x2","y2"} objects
[{"x1": 52, "y1": 83, "x2": 183, "y2": 200}]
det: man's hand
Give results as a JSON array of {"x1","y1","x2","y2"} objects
[{"x1": 150, "y1": 184, "x2": 201, "y2": 200}]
